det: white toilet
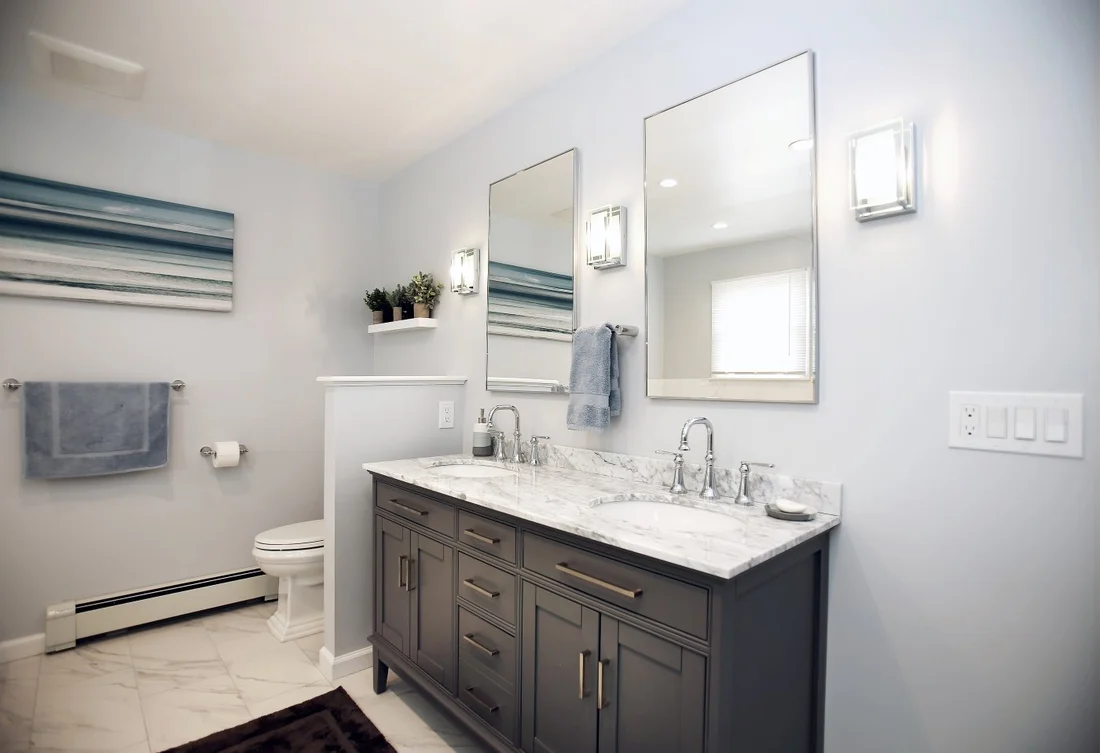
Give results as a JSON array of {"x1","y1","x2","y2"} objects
[{"x1": 252, "y1": 519, "x2": 324, "y2": 642}]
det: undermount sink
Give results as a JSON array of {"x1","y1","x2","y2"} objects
[
  {"x1": 429, "y1": 463, "x2": 517, "y2": 479},
  {"x1": 591, "y1": 498, "x2": 742, "y2": 531}
]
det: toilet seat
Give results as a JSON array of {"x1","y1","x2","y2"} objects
[{"x1": 254, "y1": 520, "x2": 323, "y2": 551}]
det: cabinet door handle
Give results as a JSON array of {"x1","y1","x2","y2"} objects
[
  {"x1": 462, "y1": 578, "x2": 499, "y2": 599},
  {"x1": 578, "y1": 649, "x2": 590, "y2": 699},
  {"x1": 462, "y1": 633, "x2": 500, "y2": 657},
  {"x1": 398, "y1": 555, "x2": 407, "y2": 589},
  {"x1": 463, "y1": 528, "x2": 500, "y2": 545},
  {"x1": 555, "y1": 563, "x2": 643, "y2": 599},
  {"x1": 597, "y1": 658, "x2": 610, "y2": 709},
  {"x1": 407, "y1": 558, "x2": 416, "y2": 592},
  {"x1": 464, "y1": 686, "x2": 499, "y2": 714},
  {"x1": 388, "y1": 499, "x2": 428, "y2": 517}
]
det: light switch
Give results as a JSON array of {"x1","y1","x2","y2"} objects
[
  {"x1": 1014, "y1": 407, "x2": 1036, "y2": 440},
  {"x1": 1044, "y1": 408, "x2": 1068, "y2": 443},
  {"x1": 986, "y1": 406, "x2": 1008, "y2": 439}
]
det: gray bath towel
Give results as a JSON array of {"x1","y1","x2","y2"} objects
[
  {"x1": 23, "y1": 382, "x2": 171, "y2": 479},
  {"x1": 566, "y1": 324, "x2": 621, "y2": 431}
]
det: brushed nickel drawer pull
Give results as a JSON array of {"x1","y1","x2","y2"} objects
[
  {"x1": 555, "y1": 563, "x2": 643, "y2": 599},
  {"x1": 578, "y1": 649, "x2": 590, "y2": 699},
  {"x1": 463, "y1": 528, "x2": 500, "y2": 545},
  {"x1": 388, "y1": 499, "x2": 428, "y2": 516},
  {"x1": 462, "y1": 633, "x2": 499, "y2": 657},
  {"x1": 407, "y1": 558, "x2": 416, "y2": 592},
  {"x1": 398, "y1": 555, "x2": 408, "y2": 589},
  {"x1": 462, "y1": 579, "x2": 500, "y2": 599},
  {"x1": 464, "y1": 686, "x2": 499, "y2": 714},
  {"x1": 597, "y1": 658, "x2": 609, "y2": 709}
]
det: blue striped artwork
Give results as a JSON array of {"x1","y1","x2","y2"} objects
[
  {"x1": 0, "y1": 171, "x2": 234, "y2": 311},
  {"x1": 487, "y1": 261, "x2": 574, "y2": 341}
]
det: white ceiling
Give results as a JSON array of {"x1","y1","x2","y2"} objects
[
  {"x1": 0, "y1": 0, "x2": 687, "y2": 178},
  {"x1": 646, "y1": 53, "x2": 814, "y2": 255}
]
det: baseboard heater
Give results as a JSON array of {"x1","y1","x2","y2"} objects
[{"x1": 45, "y1": 567, "x2": 278, "y2": 652}]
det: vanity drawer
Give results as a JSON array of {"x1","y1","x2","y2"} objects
[
  {"x1": 458, "y1": 659, "x2": 517, "y2": 743},
  {"x1": 458, "y1": 510, "x2": 517, "y2": 564},
  {"x1": 376, "y1": 482, "x2": 455, "y2": 539},
  {"x1": 522, "y1": 533, "x2": 709, "y2": 640},
  {"x1": 458, "y1": 553, "x2": 517, "y2": 627},
  {"x1": 458, "y1": 606, "x2": 516, "y2": 691}
]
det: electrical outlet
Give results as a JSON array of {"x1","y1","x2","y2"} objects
[
  {"x1": 438, "y1": 401, "x2": 455, "y2": 429},
  {"x1": 961, "y1": 405, "x2": 980, "y2": 437}
]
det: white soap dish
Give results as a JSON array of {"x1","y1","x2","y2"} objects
[{"x1": 765, "y1": 501, "x2": 817, "y2": 522}]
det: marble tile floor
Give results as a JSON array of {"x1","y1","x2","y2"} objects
[{"x1": 0, "y1": 601, "x2": 487, "y2": 752}]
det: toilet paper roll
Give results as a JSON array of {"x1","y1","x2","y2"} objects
[{"x1": 211, "y1": 441, "x2": 241, "y2": 468}]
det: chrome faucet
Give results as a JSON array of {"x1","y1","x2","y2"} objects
[
  {"x1": 678, "y1": 417, "x2": 717, "y2": 499},
  {"x1": 487, "y1": 405, "x2": 522, "y2": 463},
  {"x1": 655, "y1": 449, "x2": 688, "y2": 494}
]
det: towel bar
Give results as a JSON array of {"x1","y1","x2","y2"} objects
[{"x1": 2, "y1": 379, "x2": 186, "y2": 391}]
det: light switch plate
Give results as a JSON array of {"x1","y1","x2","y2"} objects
[{"x1": 948, "y1": 392, "x2": 1083, "y2": 458}]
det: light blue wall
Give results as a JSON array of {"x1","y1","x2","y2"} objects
[
  {"x1": 0, "y1": 89, "x2": 378, "y2": 641},
  {"x1": 375, "y1": 1, "x2": 1100, "y2": 751}
]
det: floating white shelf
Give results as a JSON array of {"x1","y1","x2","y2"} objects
[{"x1": 367, "y1": 318, "x2": 439, "y2": 334}]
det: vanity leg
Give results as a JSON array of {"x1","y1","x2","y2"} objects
[{"x1": 373, "y1": 656, "x2": 389, "y2": 694}]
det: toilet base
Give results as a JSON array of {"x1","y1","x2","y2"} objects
[{"x1": 266, "y1": 574, "x2": 324, "y2": 642}]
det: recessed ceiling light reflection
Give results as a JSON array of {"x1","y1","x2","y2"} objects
[{"x1": 659, "y1": 178, "x2": 678, "y2": 188}]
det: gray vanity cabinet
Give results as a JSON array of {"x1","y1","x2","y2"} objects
[
  {"x1": 370, "y1": 476, "x2": 831, "y2": 753},
  {"x1": 374, "y1": 514, "x2": 456, "y2": 692},
  {"x1": 597, "y1": 617, "x2": 705, "y2": 753},
  {"x1": 520, "y1": 583, "x2": 599, "y2": 753}
]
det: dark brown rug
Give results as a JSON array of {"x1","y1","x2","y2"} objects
[{"x1": 164, "y1": 687, "x2": 396, "y2": 752}]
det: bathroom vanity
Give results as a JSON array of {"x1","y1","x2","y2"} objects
[{"x1": 364, "y1": 454, "x2": 839, "y2": 753}]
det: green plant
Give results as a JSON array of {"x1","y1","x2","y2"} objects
[
  {"x1": 409, "y1": 271, "x2": 444, "y2": 310},
  {"x1": 364, "y1": 288, "x2": 388, "y2": 311},
  {"x1": 387, "y1": 284, "x2": 410, "y2": 307}
]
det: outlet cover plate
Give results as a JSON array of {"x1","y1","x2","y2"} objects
[
  {"x1": 438, "y1": 400, "x2": 455, "y2": 429},
  {"x1": 948, "y1": 391, "x2": 1083, "y2": 458}
]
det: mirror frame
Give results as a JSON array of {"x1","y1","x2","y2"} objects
[
  {"x1": 485, "y1": 148, "x2": 579, "y2": 395},
  {"x1": 643, "y1": 51, "x2": 818, "y2": 404}
]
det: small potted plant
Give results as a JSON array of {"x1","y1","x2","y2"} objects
[
  {"x1": 409, "y1": 271, "x2": 443, "y2": 319},
  {"x1": 388, "y1": 284, "x2": 412, "y2": 321},
  {"x1": 364, "y1": 288, "x2": 388, "y2": 324}
]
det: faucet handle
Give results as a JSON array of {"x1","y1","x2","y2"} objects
[
  {"x1": 655, "y1": 450, "x2": 688, "y2": 494},
  {"x1": 655, "y1": 449, "x2": 684, "y2": 462},
  {"x1": 529, "y1": 435, "x2": 550, "y2": 466},
  {"x1": 739, "y1": 461, "x2": 775, "y2": 473}
]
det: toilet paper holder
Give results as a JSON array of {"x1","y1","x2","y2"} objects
[{"x1": 199, "y1": 445, "x2": 249, "y2": 457}]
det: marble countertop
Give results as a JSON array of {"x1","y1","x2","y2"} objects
[{"x1": 363, "y1": 455, "x2": 839, "y2": 580}]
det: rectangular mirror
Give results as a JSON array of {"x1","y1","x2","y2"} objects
[
  {"x1": 486, "y1": 149, "x2": 577, "y2": 394},
  {"x1": 645, "y1": 52, "x2": 817, "y2": 403}
]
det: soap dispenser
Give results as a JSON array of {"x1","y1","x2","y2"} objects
[{"x1": 472, "y1": 409, "x2": 493, "y2": 457}]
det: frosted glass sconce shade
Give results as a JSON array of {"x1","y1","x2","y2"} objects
[
  {"x1": 450, "y1": 247, "x2": 480, "y2": 294},
  {"x1": 587, "y1": 205, "x2": 626, "y2": 269},
  {"x1": 849, "y1": 119, "x2": 916, "y2": 222}
]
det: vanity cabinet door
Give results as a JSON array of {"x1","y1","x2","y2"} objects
[
  {"x1": 409, "y1": 532, "x2": 456, "y2": 693},
  {"x1": 521, "y1": 583, "x2": 598, "y2": 753},
  {"x1": 376, "y1": 515, "x2": 412, "y2": 656},
  {"x1": 596, "y1": 617, "x2": 705, "y2": 753}
]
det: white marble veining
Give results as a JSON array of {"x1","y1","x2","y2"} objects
[
  {"x1": 9, "y1": 601, "x2": 486, "y2": 753},
  {"x1": 364, "y1": 449, "x2": 841, "y2": 580}
]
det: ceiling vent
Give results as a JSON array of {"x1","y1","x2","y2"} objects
[{"x1": 27, "y1": 31, "x2": 146, "y2": 100}]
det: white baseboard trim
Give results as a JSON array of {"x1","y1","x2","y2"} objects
[
  {"x1": 319, "y1": 644, "x2": 373, "y2": 681},
  {"x1": 0, "y1": 633, "x2": 45, "y2": 664}
]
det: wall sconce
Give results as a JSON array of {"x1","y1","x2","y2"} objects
[
  {"x1": 586, "y1": 205, "x2": 626, "y2": 269},
  {"x1": 450, "y1": 247, "x2": 480, "y2": 295},
  {"x1": 849, "y1": 119, "x2": 916, "y2": 222}
]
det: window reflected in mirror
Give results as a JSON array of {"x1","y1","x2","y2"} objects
[{"x1": 645, "y1": 52, "x2": 817, "y2": 403}]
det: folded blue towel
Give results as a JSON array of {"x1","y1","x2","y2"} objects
[
  {"x1": 567, "y1": 324, "x2": 621, "y2": 432},
  {"x1": 23, "y1": 382, "x2": 171, "y2": 479}
]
